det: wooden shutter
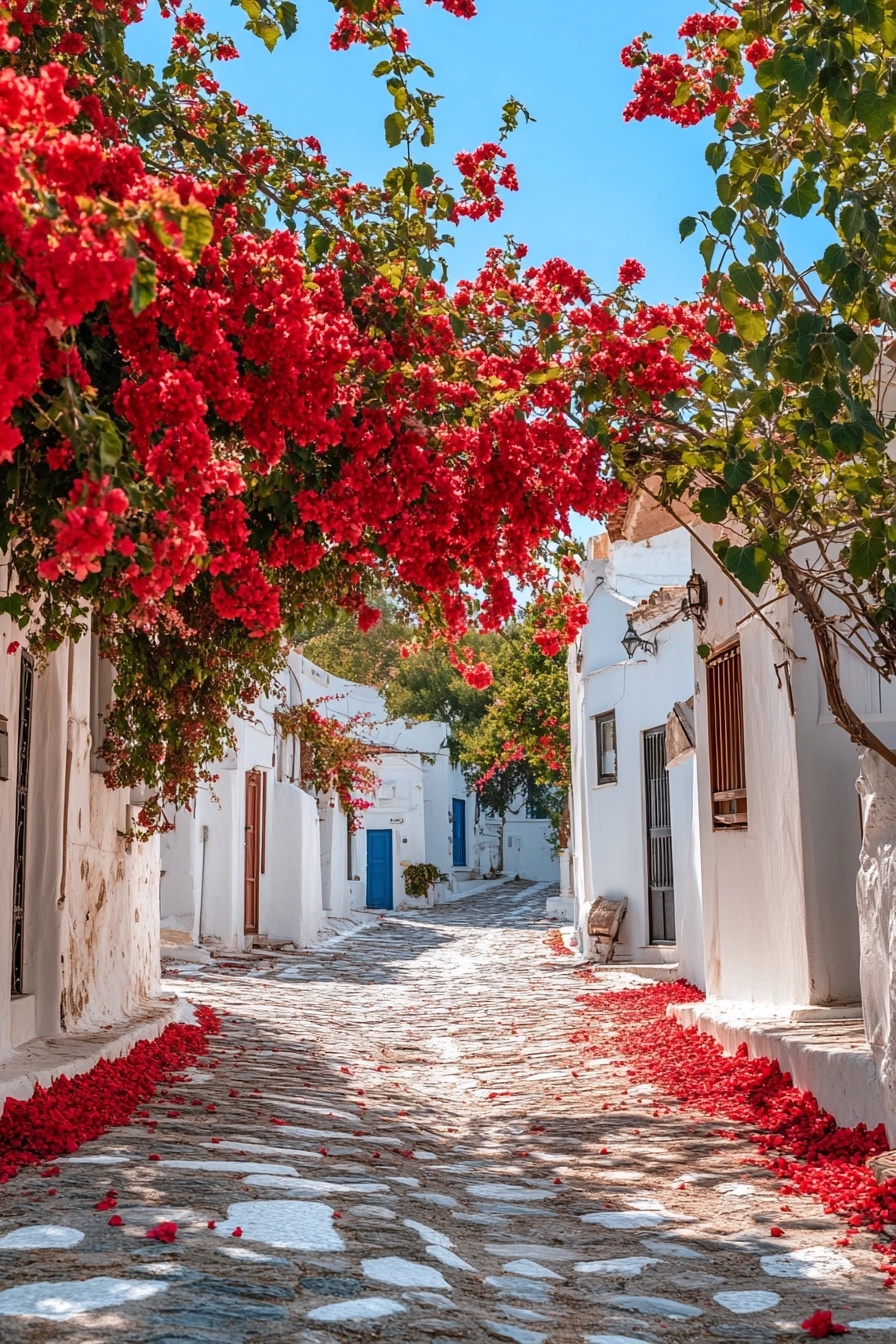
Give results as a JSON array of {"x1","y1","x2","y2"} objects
[{"x1": 706, "y1": 643, "x2": 748, "y2": 829}]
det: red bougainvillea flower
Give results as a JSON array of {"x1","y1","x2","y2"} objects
[
  {"x1": 770, "y1": 1226, "x2": 784, "y2": 1237},
  {"x1": 618, "y1": 258, "x2": 646, "y2": 287},
  {"x1": 146, "y1": 1220, "x2": 178, "y2": 1243},
  {"x1": 801, "y1": 1310, "x2": 849, "y2": 1338},
  {"x1": 232, "y1": 1226, "x2": 242, "y2": 1237},
  {"x1": 108, "y1": 1214, "x2": 123, "y2": 1227}
]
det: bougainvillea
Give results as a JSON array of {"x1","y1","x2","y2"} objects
[
  {"x1": 274, "y1": 697, "x2": 379, "y2": 827},
  {"x1": 0, "y1": 0, "x2": 649, "y2": 829},
  {"x1": 0, "y1": 1004, "x2": 219, "y2": 1183}
]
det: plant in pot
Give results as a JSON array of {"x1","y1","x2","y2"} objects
[{"x1": 403, "y1": 863, "x2": 449, "y2": 903}]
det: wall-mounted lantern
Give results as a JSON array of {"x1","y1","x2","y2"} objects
[
  {"x1": 621, "y1": 617, "x2": 656, "y2": 660},
  {"x1": 681, "y1": 570, "x2": 708, "y2": 630},
  {"x1": 0, "y1": 714, "x2": 7, "y2": 780}
]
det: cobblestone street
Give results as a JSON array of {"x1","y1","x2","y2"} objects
[{"x1": 1, "y1": 882, "x2": 894, "y2": 1342}]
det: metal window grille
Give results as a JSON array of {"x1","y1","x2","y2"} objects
[
  {"x1": 595, "y1": 711, "x2": 617, "y2": 785},
  {"x1": 706, "y1": 642, "x2": 748, "y2": 829},
  {"x1": 644, "y1": 725, "x2": 675, "y2": 942}
]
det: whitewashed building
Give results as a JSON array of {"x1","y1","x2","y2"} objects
[
  {"x1": 683, "y1": 523, "x2": 896, "y2": 1014},
  {"x1": 160, "y1": 653, "x2": 500, "y2": 947},
  {"x1": 568, "y1": 514, "x2": 704, "y2": 985},
  {"x1": 0, "y1": 610, "x2": 161, "y2": 1094}
]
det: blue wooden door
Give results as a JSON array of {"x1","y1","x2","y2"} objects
[
  {"x1": 366, "y1": 830, "x2": 393, "y2": 909},
  {"x1": 452, "y1": 798, "x2": 467, "y2": 867}
]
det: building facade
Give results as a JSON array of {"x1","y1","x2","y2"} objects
[
  {"x1": 568, "y1": 521, "x2": 704, "y2": 985},
  {"x1": 0, "y1": 614, "x2": 161, "y2": 1085}
]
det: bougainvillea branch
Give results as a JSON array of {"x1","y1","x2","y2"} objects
[{"x1": 274, "y1": 696, "x2": 379, "y2": 828}]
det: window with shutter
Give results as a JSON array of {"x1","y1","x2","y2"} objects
[{"x1": 706, "y1": 642, "x2": 748, "y2": 829}]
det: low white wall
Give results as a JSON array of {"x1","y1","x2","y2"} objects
[
  {"x1": 504, "y1": 819, "x2": 558, "y2": 883},
  {"x1": 673, "y1": 1000, "x2": 890, "y2": 1136},
  {"x1": 263, "y1": 782, "x2": 322, "y2": 943}
]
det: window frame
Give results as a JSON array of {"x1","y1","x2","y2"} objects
[
  {"x1": 595, "y1": 710, "x2": 618, "y2": 786},
  {"x1": 705, "y1": 639, "x2": 748, "y2": 830}
]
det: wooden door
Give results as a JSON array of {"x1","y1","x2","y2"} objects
[
  {"x1": 11, "y1": 653, "x2": 34, "y2": 995},
  {"x1": 644, "y1": 726, "x2": 675, "y2": 944},
  {"x1": 244, "y1": 769, "x2": 262, "y2": 935}
]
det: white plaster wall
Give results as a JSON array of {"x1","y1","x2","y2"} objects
[
  {"x1": 263, "y1": 782, "x2": 323, "y2": 943},
  {"x1": 59, "y1": 635, "x2": 160, "y2": 1031},
  {"x1": 0, "y1": 612, "x2": 163, "y2": 1054},
  {"x1": 356, "y1": 755, "x2": 427, "y2": 909},
  {"x1": 667, "y1": 753, "x2": 704, "y2": 990},
  {"x1": 692, "y1": 537, "x2": 811, "y2": 1005},
  {"x1": 504, "y1": 819, "x2": 558, "y2": 883}
]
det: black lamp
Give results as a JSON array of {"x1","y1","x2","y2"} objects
[
  {"x1": 681, "y1": 570, "x2": 708, "y2": 629},
  {"x1": 621, "y1": 616, "x2": 656, "y2": 659}
]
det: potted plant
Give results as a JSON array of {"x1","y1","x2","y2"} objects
[{"x1": 403, "y1": 863, "x2": 449, "y2": 908}]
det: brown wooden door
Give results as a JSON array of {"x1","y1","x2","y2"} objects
[{"x1": 244, "y1": 769, "x2": 262, "y2": 935}]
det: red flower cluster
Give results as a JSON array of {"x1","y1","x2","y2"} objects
[
  {"x1": 449, "y1": 645, "x2": 494, "y2": 689},
  {"x1": 452, "y1": 142, "x2": 519, "y2": 223},
  {"x1": 618, "y1": 258, "x2": 646, "y2": 288},
  {"x1": 802, "y1": 1311, "x2": 849, "y2": 1339},
  {"x1": 146, "y1": 1220, "x2": 178, "y2": 1243},
  {"x1": 0, "y1": 1005, "x2": 219, "y2": 1183},
  {"x1": 621, "y1": 13, "x2": 742, "y2": 127}
]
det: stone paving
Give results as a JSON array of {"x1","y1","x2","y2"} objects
[{"x1": 1, "y1": 879, "x2": 896, "y2": 1342}]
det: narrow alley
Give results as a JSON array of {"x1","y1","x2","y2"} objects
[{"x1": 0, "y1": 884, "x2": 891, "y2": 1342}]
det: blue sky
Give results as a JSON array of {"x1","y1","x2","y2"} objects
[{"x1": 129, "y1": 0, "x2": 713, "y2": 302}]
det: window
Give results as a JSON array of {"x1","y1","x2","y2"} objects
[
  {"x1": 595, "y1": 711, "x2": 617, "y2": 785},
  {"x1": 706, "y1": 642, "x2": 748, "y2": 829}
]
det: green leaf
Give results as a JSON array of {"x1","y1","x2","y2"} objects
[
  {"x1": 723, "y1": 544, "x2": 772, "y2": 594},
  {"x1": 855, "y1": 88, "x2": 896, "y2": 139},
  {"x1": 679, "y1": 215, "x2": 698, "y2": 241},
  {"x1": 848, "y1": 530, "x2": 886, "y2": 582},
  {"x1": 729, "y1": 262, "x2": 764, "y2": 302},
  {"x1": 178, "y1": 204, "x2": 214, "y2": 263},
  {"x1": 697, "y1": 485, "x2": 732, "y2": 524},
  {"x1": 710, "y1": 205, "x2": 736, "y2": 236},
  {"x1": 278, "y1": 1, "x2": 297, "y2": 38},
  {"x1": 384, "y1": 112, "x2": 406, "y2": 148},
  {"x1": 782, "y1": 174, "x2": 820, "y2": 218},
  {"x1": 697, "y1": 642, "x2": 712, "y2": 661},
  {"x1": 699, "y1": 235, "x2": 717, "y2": 271},
  {"x1": 780, "y1": 51, "x2": 811, "y2": 98},
  {"x1": 96, "y1": 416, "x2": 123, "y2": 471},
  {"x1": 414, "y1": 162, "x2": 435, "y2": 189},
  {"x1": 305, "y1": 230, "x2": 331, "y2": 264},
  {"x1": 751, "y1": 173, "x2": 783, "y2": 211},
  {"x1": 850, "y1": 332, "x2": 879, "y2": 375},
  {"x1": 723, "y1": 457, "x2": 753, "y2": 491},
  {"x1": 839, "y1": 0, "x2": 884, "y2": 27},
  {"x1": 129, "y1": 258, "x2": 157, "y2": 315},
  {"x1": 806, "y1": 386, "x2": 842, "y2": 424},
  {"x1": 705, "y1": 141, "x2": 727, "y2": 172},
  {"x1": 668, "y1": 334, "x2": 691, "y2": 362}
]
